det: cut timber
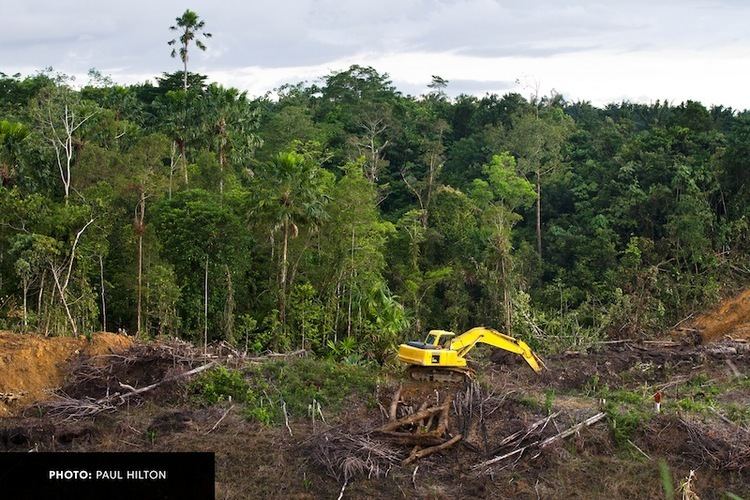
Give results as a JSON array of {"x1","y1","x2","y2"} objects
[
  {"x1": 488, "y1": 411, "x2": 561, "y2": 455},
  {"x1": 97, "y1": 361, "x2": 217, "y2": 405},
  {"x1": 473, "y1": 412, "x2": 606, "y2": 470},
  {"x1": 402, "y1": 434, "x2": 462, "y2": 465},
  {"x1": 376, "y1": 432, "x2": 445, "y2": 446},
  {"x1": 537, "y1": 412, "x2": 606, "y2": 449},
  {"x1": 378, "y1": 399, "x2": 450, "y2": 433}
]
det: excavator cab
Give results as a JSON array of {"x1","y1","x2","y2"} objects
[
  {"x1": 398, "y1": 330, "x2": 467, "y2": 382},
  {"x1": 405, "y1": 330, "x2": 454, "y2": 350}
]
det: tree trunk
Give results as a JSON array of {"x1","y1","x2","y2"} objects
[
  {"x1": 136, "y1": 192, "x2": 145, "y2": 337},
  {"x1": 501, "y1": 257, "x2": 511, "y2": 335},
  {"x1": 180, "y1": 141, "x2": 188, "y2": 185},
  {"x1": 183, "y1": 55, "x2": 188, "y2": 92},
  {"x1": 204, "y1": 254, "x2": 209, "y2": 354},
  {"x1": 279, "y1": 218, "x2": 289, "y2": 329},
  {"x1": 51, "y1": 263, "x2": 77, "y2": 336},
  {"x1": 536, "y1": 168, "x2": 542, "y2": 259},
  {"x1": 99, "y1": 254, "x2": 107, "y2": 332},
  {"x1": 218, "y1": 120, "x2": 226, "y2": 195},
  {"x1": 22, "y1": 277, "x2": 28, "y2": 330},
  {"x1": 224, "y1": 264, "x2": 234, "y2": 342},
  {"x1": 37, "y1": 269, "x2": 45, "y2": 320},
  {"x1": 169, "y1": 141, "x2": 177, "y2": 200},
  {"x1": 347, "y1": 226, "x2": 354, "y2": 338},
  {"x1": 43, "y1": 283, "x2": 54, "y2": 336}
]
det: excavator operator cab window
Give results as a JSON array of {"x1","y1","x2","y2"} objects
[{"x1": 425, "y1": 333, "x2": 449, "y2": 349}]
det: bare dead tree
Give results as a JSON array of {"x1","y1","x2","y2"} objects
[
  {"x1": 352, "y1": 112, "x2": 390, "y2": 182},
  {"x1": 35, "y1": 88, "x2": 98, "y2": 204},
  {"x1": 47, "y1": 217, "x2": 95, "y2": 336}
]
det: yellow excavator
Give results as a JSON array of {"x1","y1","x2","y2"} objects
[{"x1": 397, "y1": 327, "x2": 542, "y2": 382}]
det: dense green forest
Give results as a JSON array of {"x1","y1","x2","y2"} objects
[{"x1": 1, "y1": 58, "x2": 749, "y2": 358}]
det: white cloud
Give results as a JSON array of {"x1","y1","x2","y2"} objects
[{"x1": 2, "y1": 0, "x2": 749, "y2": 108}]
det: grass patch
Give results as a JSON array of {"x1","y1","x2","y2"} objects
[
  {"x1": 191, "y1": 358, "x2": 378, "y2": 425},
  {"x1": 517, "y1": 394, "x2": 544, "y2": 411},
  {"x1": 191, "y1": 365, "x2": 250, "y2": 404},
  {"x1": 595, "y1": 385, "x2": 652, "y2": 446},
  {"x1": 252, "y1": 357, "x2": 378, "y2": 418},
  {"x1": 722, "y1": 403, "x2": 750, "y2": 425},
  {"x1": 605, "y1": 406, "x2": 651, "y2": 446}
]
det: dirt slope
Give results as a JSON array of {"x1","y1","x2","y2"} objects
[
  {"x1": 0, "y1": 332, "x2": 133, "y2": 416},
  {"x1": 680, "y1": 289, "x2": 750, "y2": 342}
]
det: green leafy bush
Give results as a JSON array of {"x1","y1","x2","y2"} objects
[
  {"x1": 191, "y1": 359, "x2": 378, "y2": 426},
  {"x1": 191, "y1": 366, "x2": 249, "y2": 404}
]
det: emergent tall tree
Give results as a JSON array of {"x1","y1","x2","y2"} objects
[{"x1": 168, "y1": 9, "x2": 212, "y2": 92}]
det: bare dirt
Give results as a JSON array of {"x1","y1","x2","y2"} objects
[
  {"x1": 678, "y1": 288, "x2": 750, "y2": 341},
  {"x1": 0, "y1": 331, "x2": 133, "y2": 416}
]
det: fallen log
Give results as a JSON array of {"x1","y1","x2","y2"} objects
[
  {"x1": 416, "y1": 400, "x2": 430, "y2": 426},
  {"x1": 487, "y1": 411, "x2": 561, "y2": 455},
  {"x1": 374, "y1": 431, "x2": 445, "y2": 446},
  {"x1": 537, "y1": 412, "x2": 605, "y2": 449},
  {"x1": 378, "y1": 400, "x2": 450, "y2": 433},
  {"x1": 246, "y1": 349, "x2": 307, "y2": 362},
  {"x1": 97, "y1": 361, "x2": 217, "y2": 405},
  {"x1": 473, "y1": 412, "x2": 606, "y2": 470},
  {"x1": 434, "y1": 397, "x2": 453, "y2": 436},
  {"x1": 403, "y1": 434, "x2": 463, "y2": 465}
]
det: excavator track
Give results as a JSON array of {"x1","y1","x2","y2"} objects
[{"x1": 407, "y1": 365, "x2": 475, "y2": 383}]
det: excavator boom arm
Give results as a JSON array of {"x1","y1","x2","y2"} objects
[{"x1": 450, "y1": 327, "x2": 542, "y2": 373}]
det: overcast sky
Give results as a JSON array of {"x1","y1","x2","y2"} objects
[{"x1": 2, "y1": 0, "x2": 749, "y2": 108}]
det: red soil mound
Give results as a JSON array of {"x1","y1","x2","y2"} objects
[
  {"x1": 0, "y1": 332, "x2": 133, "y2": 416},
  {"x1": 681, "y1": 289, "x2": 750, "y2": 342}
]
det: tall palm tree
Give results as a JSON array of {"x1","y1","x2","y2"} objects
[
  {"x1": 254, "y1": 152, "x2": 330, "y2": 333},
  {"x1": 168, "y1": 9, "x2": 212, "y2": 92},
  {"x1": 201, "y1": 84, "x2": 262, "y2": 194}
]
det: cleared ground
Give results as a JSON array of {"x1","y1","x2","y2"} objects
[{"x1": 0, "y1": 292, "x2": 748, "y2": 499}]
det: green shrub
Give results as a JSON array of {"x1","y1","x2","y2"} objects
[
  {"x1": 598, "y1": 386, "x2": 651, "y2": 446},
  {"x1": 724, "y1": 403, "x2": 750, "y2": 424},
  {"x1": 544, "y1": 389, "x2": 556, "y2": 414},
  {"x1": 191, "y1": 366, "x2": 249, "y2": 404},
  {"x1": 241, "y1": 358, "x2": 377, "y2": 424},
  {"x1": 191, "y1": 358, "x2": 379, "y2": 426},
  {"x1": 244, "y1": 404, "x2": 275, "y2": 425},
  {"x1": 605, "y1": 406, "x2": 650, "y2": 446}
]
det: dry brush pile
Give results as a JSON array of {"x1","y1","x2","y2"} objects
[
  {"x1": 38, "y1": 339, "x2": 215, "y2": 420},
  {"x1": 305, "y1": 381, "x2": 610, "y2": 487}
]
